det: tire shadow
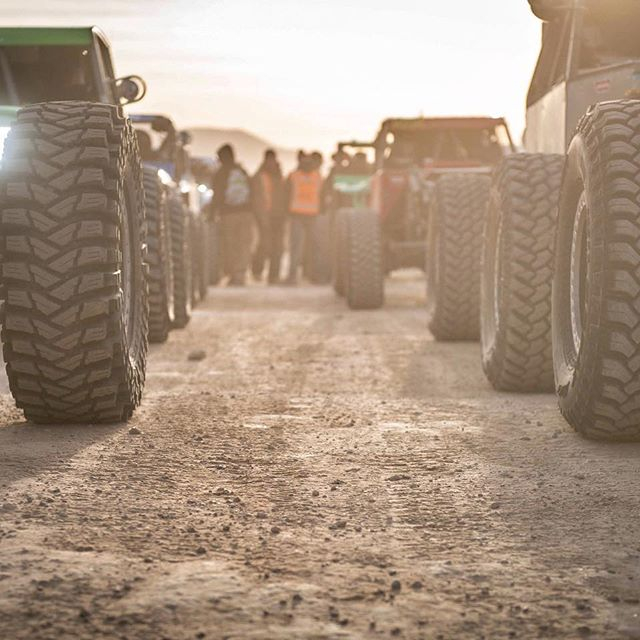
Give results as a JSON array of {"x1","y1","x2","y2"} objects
[{"x1": 0, "y1": 415, "x2": 124, "y2": 486}]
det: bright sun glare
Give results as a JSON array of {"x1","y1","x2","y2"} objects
[{"x1": 0, "y1": 0, "x2": 540, "y2": 152}]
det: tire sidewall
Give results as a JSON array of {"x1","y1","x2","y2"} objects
[
  {"x1": 480, "y1": 183, "x2": 505, "y2": 369},
  {"x1": 425, "y1": 193, "x2": 439, "y2": 323},
  {"x1": 119, "y1": 134, "x2": 148, "y2": 413},
  {"x1": 332, "y1": 210, "x2": 347, "y2": 295},
  {"x1": 552, "y1": 133, "x2": 601, "y2": 411},
  {"x1": 162, "y1": 187, "x2": 175, "y2": 321}
]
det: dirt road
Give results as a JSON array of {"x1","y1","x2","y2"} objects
[{"x1": 1, "y1": 274, "x2": 639, "y2": 639}]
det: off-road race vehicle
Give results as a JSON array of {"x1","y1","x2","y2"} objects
[
  {"x1": 132, "y1": 114, "x2": 198, "y2": 336},
  {"x1": 481, "y1": 0, "x2": 640, "y2": 440},
  {"x1": 0, "y1": 27, "x2": 148, "y2": 423},
  {"x1": 177, "y1": 130, "x2": 210, "y2": 308},
  {"x1": 336, "y1": 118, "x2": 514, "y2": 329},
  {"x1": 191, "y1": 155, "x2": 220, "y2": 285},
  {"x1": 327, "y1": 141, "x2": 375, "y2": 301},
  {"x1": 132, "y1": 117, "x2": 209, "y2": 327}
]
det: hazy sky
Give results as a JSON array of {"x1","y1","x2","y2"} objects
[{"x1": 0, "y1": 0, "x2": 541, "y2": 152}]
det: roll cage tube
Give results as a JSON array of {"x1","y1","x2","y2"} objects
[
  {"x1": 499, "y1": 122, "x2": 517, "y2": 153},
  {"x1": 333, "y1": 141, "x2": 376, "y2": 175},
  {"x1": 89, "y1": 36, "x2": 110, "y2": 103},
  {"x1": 337, "y1": 140, "x2": 375, "y2": 153},
  {"x1": 379, "y1": 128, "x2": 510, "y2": 168}
]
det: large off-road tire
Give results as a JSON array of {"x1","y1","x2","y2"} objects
[
  {"x1": 332, "y1": 210, "x2": 349, "y2": 297},
  {"x1": 189, "y1": 212, "x2": 208, "y2": 306},
  {"x1": 311, "y1": 214, "x2": 332, "y2": 284},
  {"x1": 553, "y1": 101, "x2": 640, "y2": 440},
  {"x1": 189, "y1": 213, "x2": 199, "y2": 307},
  {"x1": 198, "y1": 218, "x2": 210, "y2": 300},
  {"x1": 143, "y1": 167, "x2": 174, "y2": 344},
  {"x1": 0, "y1": 102, "x2": 147, "y2": 423},
  {"x1": 170, "y1": 196, "x2": 192, "y2": 329},
  {"x1": 481, "y1": 154, "x2": 564, "y2": 392},
  {"x1": 345, "y1": 208, "x2": 384, "y2": 310},
  {"x1": 426, "y1": 173, "x2": 490, "y2": 341}
]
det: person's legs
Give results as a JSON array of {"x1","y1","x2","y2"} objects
[
  {"x1": 232, "y1": 211, "x2": 254, "y2": 285},
  {"x1": 218, "y1": 214, "x2": 234, "y2": 282},
  {"x1": 268, "y1": 216, "x2": 285, "y2": 283},
  {"x1": 209, "y1": 218, "x2": 223, "y2": 285},
  {"x1": 303, "y1": 217, "x2": 315, "y2": 281},
  {"x1": 225, "y1": 212, "x2": 252, "y2": 286},
  {"x1": 251, "y1": 214, "x2": 267, "y2": 280},
  {"x1": 287, "y1": 215, "x2": 305, "y2": 282},
  {"x1": 237, "y1": 211, "x2": 253, "y2": 283}
]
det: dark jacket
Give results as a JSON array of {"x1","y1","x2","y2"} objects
[{"x1": 212, "y1": 162, "x2": 252, "y2": 215}]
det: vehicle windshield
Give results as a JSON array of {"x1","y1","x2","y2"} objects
[
  {"x1": 579, "y1": 1, "x2": 640, "y2": 70},
  {"x1": 0, "y1": 45, "x2": 97, "y2": 105},
  {"x1": 383, "y1": 126, "x2": 505, "y2": 168}
]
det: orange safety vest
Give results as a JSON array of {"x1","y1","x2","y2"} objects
[{"x1": 289, "y1": 170, "x2": 322, "y2": 215}]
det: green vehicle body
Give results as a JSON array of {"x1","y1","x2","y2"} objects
[
  {"x1": 0, "y1": 27, "x2": 93, "y2": 46},
  {"x1": 0, "y1": 26, "x2": 144, "y2": 116},
  {"x1": 328, "y1": 140, "x2": 375, "y2": 212},
  {"x1": 0, "y1": 26, "x2": 145, "y2": 160},
  {"x1": 331, "y1": 173, "x2": 371, "y2": 209},
  {"x1": 0, "y1": 26, "x2": 151, "y2": 424}
]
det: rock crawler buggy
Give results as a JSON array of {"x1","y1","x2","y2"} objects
[
  {"x1": 327, "y1": 141, "x2": 375, "y2": 302},
  {"x1": 481, "y1": 0, "x2": 640, "y2": 440},
  {"x1": 0, "y1": 27, "x2": 148, "y2": 423},
  {"x1": 132, "y1": 114, "x2": 209, "y2": 338},
  {"x1": 335, "y1": 118, "x2": 514, "y2": 337}
]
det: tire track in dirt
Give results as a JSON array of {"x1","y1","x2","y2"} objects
[
  {"x1": 0, "y1": 276, "x2": 639, "y2": 639},
  {"x1": 377, "y1": 290, "x2": 640, "y2": 638}
]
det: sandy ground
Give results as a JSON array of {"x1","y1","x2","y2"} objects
[{"x1": 0, "y1": 273, "x2": 639, "y2": 640}]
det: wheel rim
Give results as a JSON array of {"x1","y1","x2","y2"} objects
[{"x1": 569, "y1": 191, "x2": 588, "y2": 354}]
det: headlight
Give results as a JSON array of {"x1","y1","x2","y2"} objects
[
  {"x1": 0, "y1": 126, "x2": 11, "y2": 161},
  {"x1": 156, "y1": 168, "x2": 174, "y2": 187}
]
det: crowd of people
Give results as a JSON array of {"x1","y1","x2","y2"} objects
[{"x1": 208, "y1": 144, "x2": 328, "y2": 286}]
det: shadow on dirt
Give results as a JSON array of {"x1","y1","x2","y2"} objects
[{"x1": 0, "y1": 418, "x2": 124, "y2": 486}]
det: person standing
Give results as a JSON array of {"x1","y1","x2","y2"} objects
[
  {"x1": 211, "y1": 144, "x2": 253, "y2": 286},
  {"x1": 285, "y1": 151, "x2": 323, "y2": 285},
  {"x1": 251, "y1": 149, "x2": 286, "y2": 284}
]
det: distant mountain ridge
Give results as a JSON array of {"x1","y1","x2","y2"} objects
[{"x1": 188, "y1": 127, "x2": 298, "y2": 174}]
